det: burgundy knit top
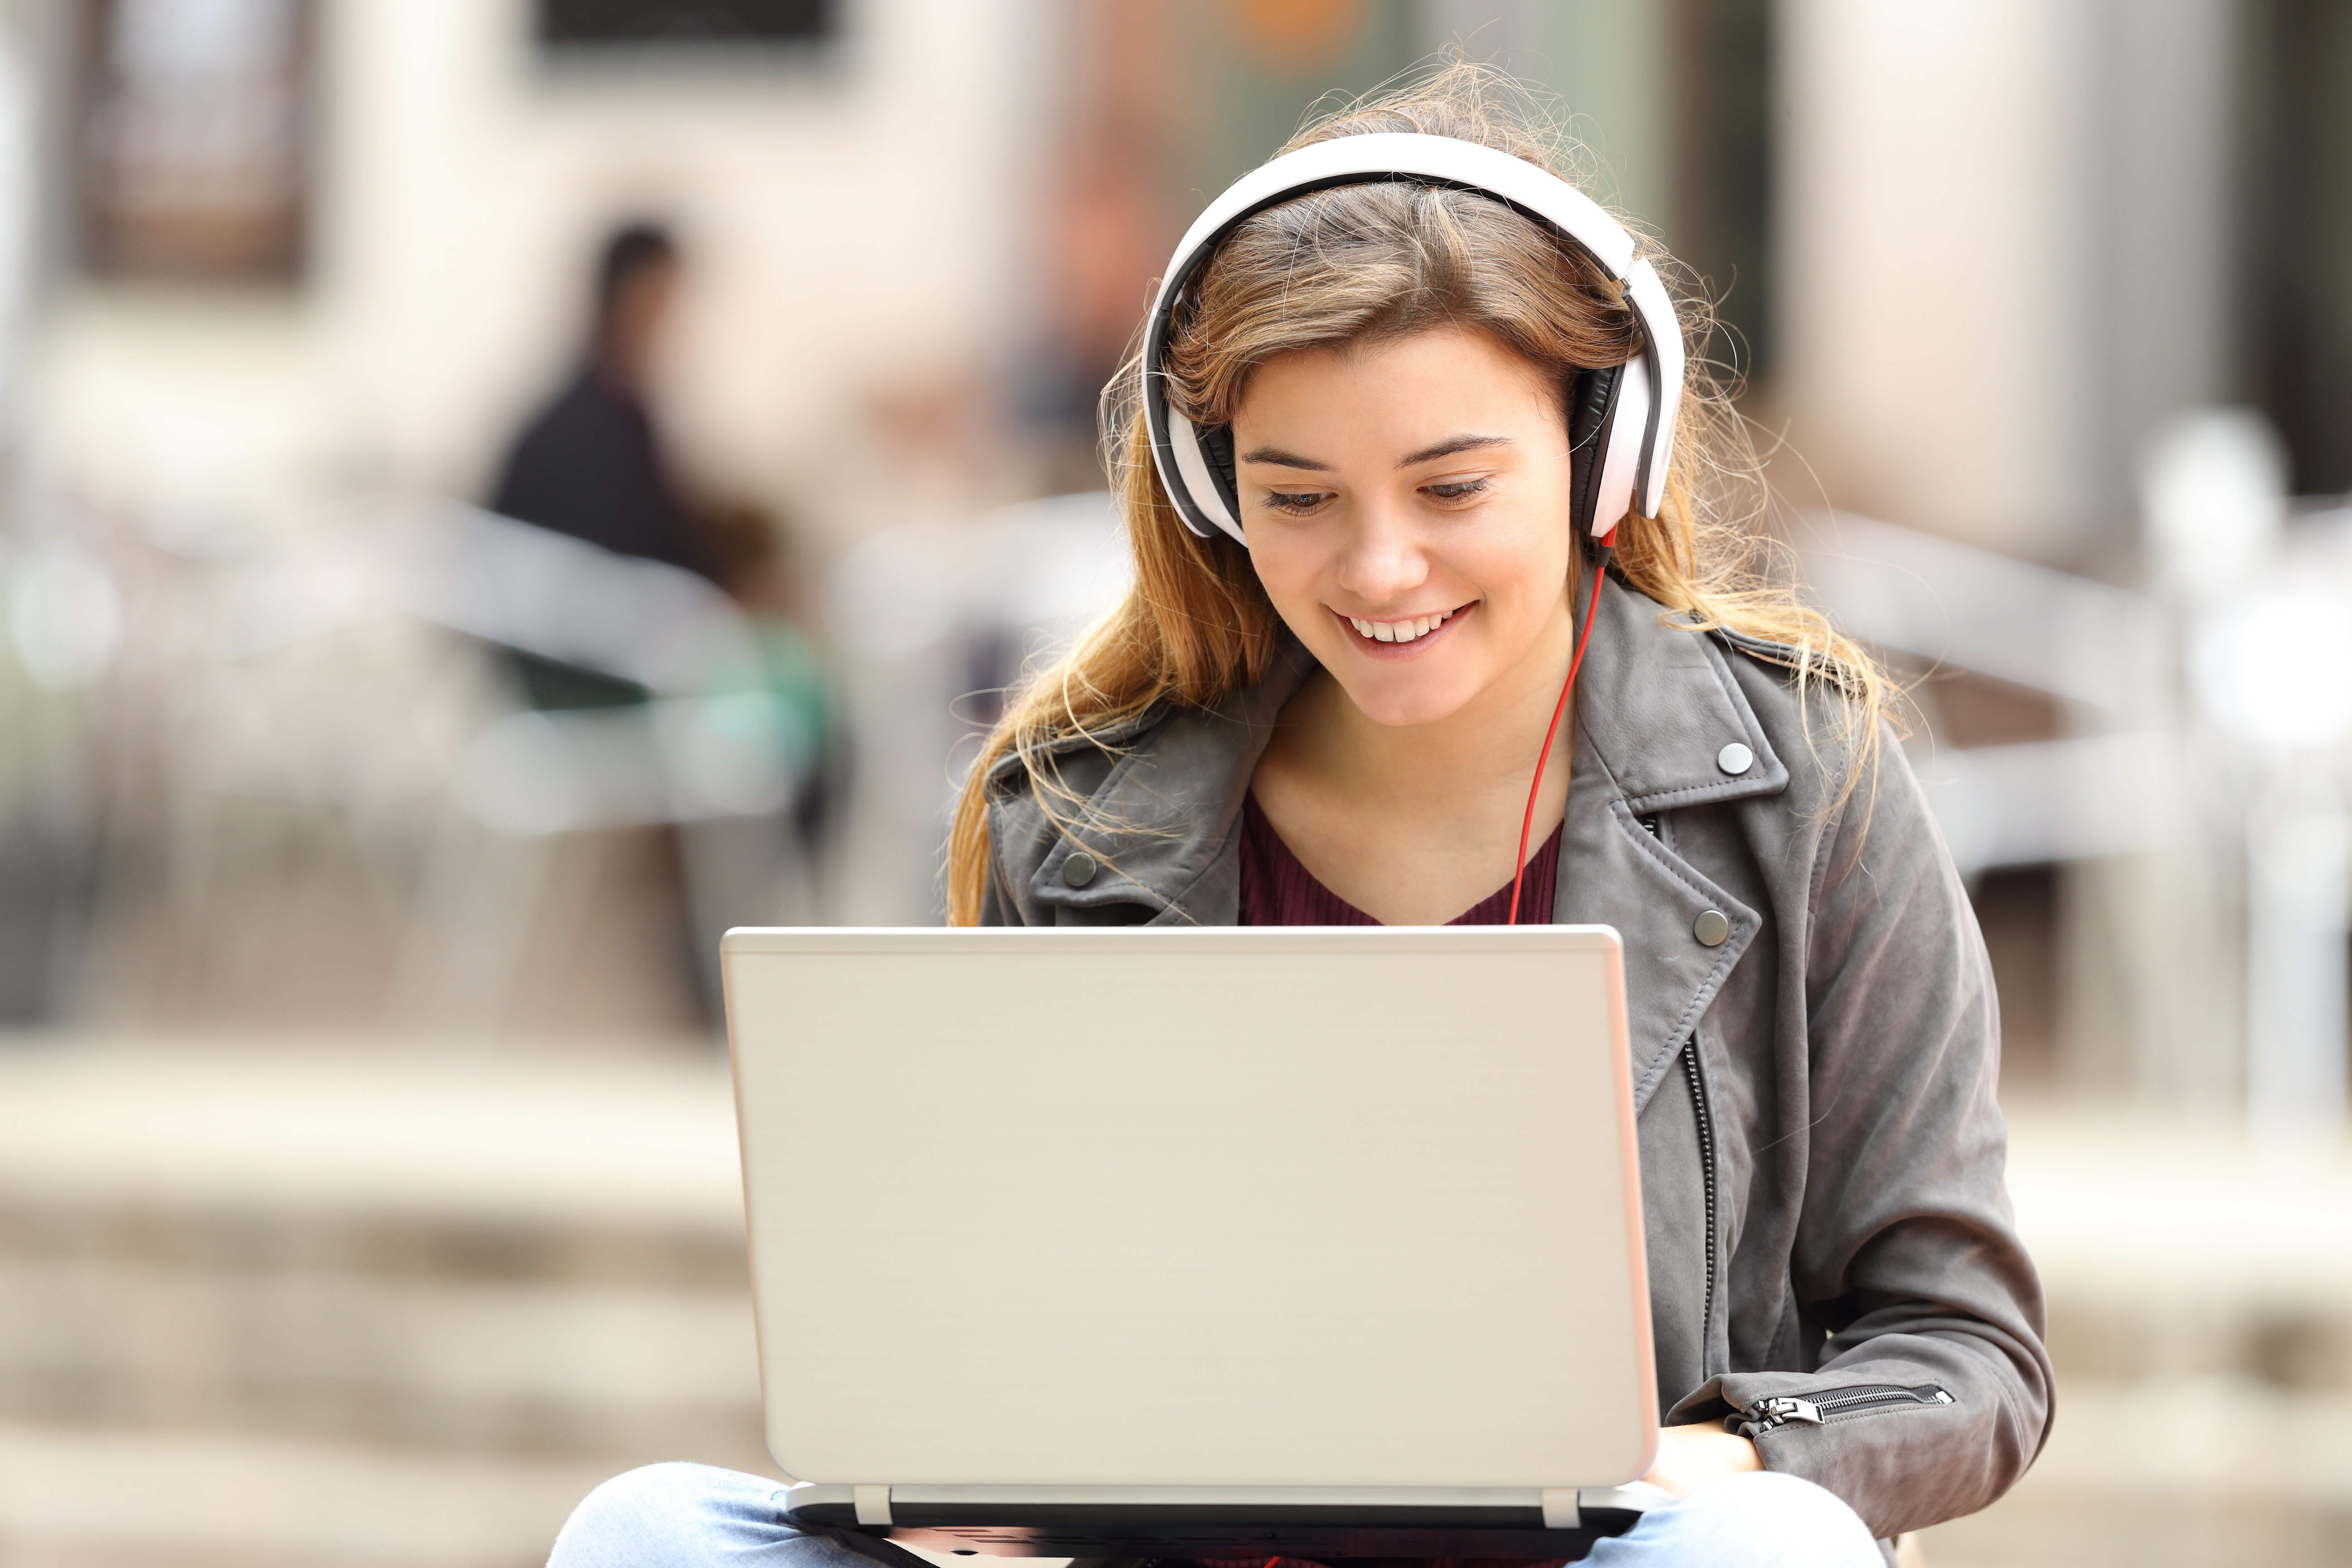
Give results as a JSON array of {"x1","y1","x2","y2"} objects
[{"x1": 1236, "y1": 792, "x2": 1564, "y2": 925}]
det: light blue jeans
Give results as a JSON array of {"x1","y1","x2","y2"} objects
[{"x1": 548, "y1": 1463, "x2": 1886, "y2": 1568}]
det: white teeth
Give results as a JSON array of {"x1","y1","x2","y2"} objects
[{"x1": 1348, "y1": 610, "x2": 1459, "y2": 643}]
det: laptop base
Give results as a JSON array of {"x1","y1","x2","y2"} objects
[{"x1": 788, "y1": 1509, "x2": 1647, "y2": 1560}]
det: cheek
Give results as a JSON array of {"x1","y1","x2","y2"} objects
[
  {"x1": 1243, "y1": 530, "x2": 1324, "y2": 610},
  {"x1": 1458, "y1": 521, "x2": 1574, "y2": 616}
]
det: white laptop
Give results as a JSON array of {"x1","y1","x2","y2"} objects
[{"x1": 721, "y1": 926, "x2": 1657, "y2": 1560}]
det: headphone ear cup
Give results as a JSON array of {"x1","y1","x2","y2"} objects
[
  {"x1": 1566, "y1": 364, "x2": 1622, "y2": 539},
  {"x1": 1161, "y1": 411, "x2": 1243, "y2": 540},
  {"x1": 1593, "y1": 355, "x2": 1652, "y2": 534},
  {"x1": 1197, "y1": 423, "x2": 1242, "y2": 527}
]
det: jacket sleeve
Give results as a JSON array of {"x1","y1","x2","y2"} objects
[{"x1": 1679, "y1": 736, "x2": 2054, "y2": 1537}]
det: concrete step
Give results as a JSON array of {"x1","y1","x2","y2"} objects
[
  {"x1": 1918, "y1": 1377, "x2": 2352, "y2": 1567},
  {"x1": 1919, "y1": 1108, "x2": 2352, "y2": 1567},
  {"x1": 2003, "y1": 1106, "x2": 2352, "y2": 1393},
  {"x1": 0, "y1": 1042, "x2": 773, "y2": 1482},
  {"x1": 0, "y1": 1420, "x2": 624, "y2": 1568},
  {"x1": 0, "y1": 1240, "x2": 764, "y2": 1462}
]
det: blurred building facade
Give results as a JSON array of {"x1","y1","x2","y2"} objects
[
  {"x1": 18, "y1": 0, "x2": 1051, "y2": 550},
  {"x1": 0, "y1": 0, "x2": 2340, "y2": 1109}
]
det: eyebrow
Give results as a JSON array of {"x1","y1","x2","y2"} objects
[
  {"x1": 1236, "y1": 445, "x2": 1330, "y2": 471},
  {"x1": 1397, "y1": 434, "x2": 1512, "y2": 468},
  {"x1": 1234, "y1": 434, "x2": 1513, "y2": 472}
]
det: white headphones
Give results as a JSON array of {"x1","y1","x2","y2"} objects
[{"x1": 1142, "y1": 132, "x2": 1686, "y2": 548}]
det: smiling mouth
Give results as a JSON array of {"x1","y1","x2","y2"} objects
[{"x1": 1342, "y1": 604, "x2": 1471, "y2": 645}]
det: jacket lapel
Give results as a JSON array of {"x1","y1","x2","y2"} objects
[
  {"x1": 1018, "y1": 639, "x2": 1314, "y2": 924},
  {"x1": 1556, "y1": 577, "x2": 1789, "y2": 1108}
]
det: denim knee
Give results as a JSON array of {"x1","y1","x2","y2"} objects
[
  {"x1": 1590, "y1": 1470, "x2": 1883, "y2": 1568},
  {"x1": 548, "y1": 1461, "x2": 793, "y2": 1567}
]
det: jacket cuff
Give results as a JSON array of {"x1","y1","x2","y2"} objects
[{"x1": 1665, "y1": 1368, "x2": 1985, "y2": 1538}]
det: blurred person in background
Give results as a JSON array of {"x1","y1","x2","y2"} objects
[
  {"x1": 546, "y1": 63, "x2": 2047, "y2": 1566},
  {"x1": 491, "y1": 220, "x2": 833, "y2": 785},
  {"x1": 492, "y1": 222, "x2": 722, "y2": 582},
  {"x1": 486, "y1": 224, "x2": 837, "y2": 1008}
]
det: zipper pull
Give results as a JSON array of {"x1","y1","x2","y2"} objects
[{"x1": 1731, "y1": 1396, "x2": 1824, "y2": 1439}]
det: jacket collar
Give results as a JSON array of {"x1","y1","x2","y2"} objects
[
  {"x1": 1019, "y1": 576, "x2": 1790, "y2": 958},
  {"x1": 1568, "y1": 571, "x2": 1790, "y2": 812}
]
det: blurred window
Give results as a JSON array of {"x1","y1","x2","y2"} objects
[
  {"x1": 536, "y1": 0, "x2": 836, "y2": 48},
  {"x1": 77, "y1": 0, "x2": 312, "y2": 284}
]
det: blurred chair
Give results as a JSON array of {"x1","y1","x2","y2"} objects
[{"x1": 392, "y1": 505, "x2": 822, "y2": 1026}]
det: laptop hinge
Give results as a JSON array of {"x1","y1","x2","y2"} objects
[
  {"x1": 854, "y1": 1485, "x2": 893, "y2": 1525},
  {"x1": 1539, "y1": 1488, "x2": 1581, "y2": 1530}
]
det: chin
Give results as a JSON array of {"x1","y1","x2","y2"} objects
[{"x1": 1330, "y1": 667, "x2": 1477, "y2": 729}]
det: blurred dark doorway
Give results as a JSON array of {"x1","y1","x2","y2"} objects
[
  {"x1": 535, "y1": 0, "x2": 835, "y2": 48},
  {"x1": 1975, "y1": 865, "x2": 2061, "y2": 1094},
  {"x1": 1672, "y1": 0, "x2": 1774, "y2": 396},
  {"x1": 2248, "y1": 0, "x2": 2352, "y2": 494}
]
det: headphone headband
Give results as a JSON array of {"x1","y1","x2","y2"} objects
[{"x1": 1143, "y1": 132, "x2": 1685, "y2": 545}]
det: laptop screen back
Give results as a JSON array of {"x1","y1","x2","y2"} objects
[{"x1": 724, "y1": 926, "x2": 1653, "y2": 1494}]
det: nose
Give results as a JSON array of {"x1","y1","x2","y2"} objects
[{"x1": 1333, "y1": 502, "x2": 1428, "y2": 607}]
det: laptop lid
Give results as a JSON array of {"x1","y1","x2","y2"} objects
[{"x1": 723, "y1": 926, "x2": 1653, "y2": 1517}]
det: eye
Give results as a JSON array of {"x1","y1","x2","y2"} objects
[
  {"x1": 1424, "y1": 477, "x2": 1491, "y2": 505},
  {"x1": 1263, "y1": 489, "x2": 1332, "y2": 516}
]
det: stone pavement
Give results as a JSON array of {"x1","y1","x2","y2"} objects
[{"x1": 0, "y1": 1041, "x2": 2345, "y2": 1566}]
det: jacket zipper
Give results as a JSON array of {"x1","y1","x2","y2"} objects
[
  {"x1": 1680, "y1": 1040, "x2": 1717, "y2": 1363},
  {"x1": 1733, "y1": 1383, "x2": 1954, "y2": 1439}
]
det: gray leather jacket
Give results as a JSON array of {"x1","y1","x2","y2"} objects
[{"x1": 975, "y1": 574, "x2": 2052, "y2": 1539}]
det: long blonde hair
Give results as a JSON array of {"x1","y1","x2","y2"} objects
[{"x1": 947, "y1": 63, "x2": 1886, "y2": 925}]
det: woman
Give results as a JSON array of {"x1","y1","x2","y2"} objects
[{"x1": 551, "y1": 65, "x2": 2049, "y2": 1567}]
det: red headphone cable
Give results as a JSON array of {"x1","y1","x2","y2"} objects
[{"x1": 1508, "y1": 537, "x2": 1613, "y2": 925}]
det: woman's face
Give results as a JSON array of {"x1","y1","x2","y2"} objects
[{"x1": 1231, "y1": 327, "x2": 1579, "y2": 729}]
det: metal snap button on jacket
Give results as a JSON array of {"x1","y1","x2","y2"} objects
[
  {"x1": 1693, "y1": 908, "x2": 1730, "y2": 946},
  {"x1": 1717, "y1": 742, "x2": 1755, "y2": 776},
  {"x1": 1062, "y1": 851, "x2": 1098, "y2": 888}
]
